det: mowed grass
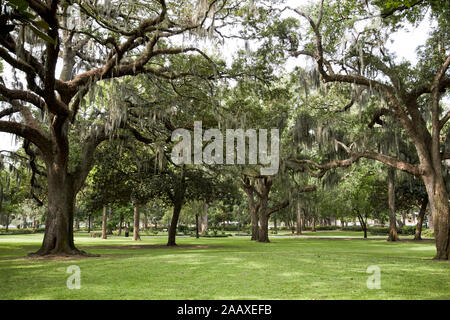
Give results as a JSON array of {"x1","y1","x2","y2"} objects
[{"x1": 0, "y1": 232, "x2": 448, "y2": 300}]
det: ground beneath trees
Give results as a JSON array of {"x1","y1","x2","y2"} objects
[
  {"x1": 0, "y1": 232, "x2": 448, "y2": 300},
  {"x1": 83, "y1": 244, "x2": 228, "y2": 250}
]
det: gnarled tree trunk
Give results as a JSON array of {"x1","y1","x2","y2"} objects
[
  {"x1": 250, "y1": 206, "x2": 259, "y2": 240},
  {"x1": 387, "y1": 167, "x2": 399, "y2": 242},
  {"x1": 32, "y1": 163, "x2": 82, "y2": 256},
  {"x1": 423, "y1": 174, "x2": 449, "y2": 259},
  {"x1": 258, "y1": 211, "x2": 270, "y2": 243}
]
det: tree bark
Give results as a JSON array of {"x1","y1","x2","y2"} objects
[
  {"x1": 101, "y1": 205, "x2": 107, "y2": 239},
  {"x1": 167, "y1": 168, "x2": 186, "y2": 246},
  {"x1": 243, "y1": 185, "x2": 259, "y2": 240},
  {"x1": 258, "y1": 211, "x2": 270, "y2": 243},
  {"x1": 296, "y1": 201, "x2": 302, "y2": 235},
  {"x1": 167, "y1": 198, "x2": 183, "y2": 246},
  {"x1": 250, "y1": 206, "x2": 259, "y2": 240},
  {"x1": 107, "y1": 205, "x2": 113, "y2": 235},
  {"x1": 31, "y1": 165, "x2": 83, "y2": 256},
  {"x1": 387, "y1": 167, "x2": 400, "y2": 241},
  {"x1": 414, "y1": 196, "x2": 428, "y2": 240},
  {"x1": 423, "y1": 175, "x2": 449, "y2": 259},
  {"x1": 311, "y1": 216, "x2": 316, "y2": 232},
  {"x1": 195, "y1": 214, "x2": 200, "y2": 239},
  {"x1": 133, "y1": 203, "x2": 141, "y2": 241}
]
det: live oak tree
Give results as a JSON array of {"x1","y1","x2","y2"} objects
[
  {"x1": 277, "y1": 0, "x2": 450, "y2": 259},
  {"x1": 0, "y1": 0, "x2": 234, "y2": 255}
]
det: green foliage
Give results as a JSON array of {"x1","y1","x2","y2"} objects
[
  {"x1": 0, "y1": 227, "x2": 44, "y2": 235},
  {"x1": 421, "y1": 228, "x2": 435, "y2": 238},
  {"x1": 342, "y1": 226, "x2": 364, "y2": 232}
]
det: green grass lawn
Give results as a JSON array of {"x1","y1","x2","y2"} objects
[{"x1": 0, "y1": 232, "x2": 448, "y2": 300}]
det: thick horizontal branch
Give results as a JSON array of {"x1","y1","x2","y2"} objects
[
  {"x1": 0, "y1": 120, "x2": 52, "y2": 158},
  {"x1": 288, "y1": 148, "x2": 423, "y2": 177},
  {"x1": 0, "y1": 105, "x2": 21, "y2": 118},
  {"x1": 0, "y1": 83, "x2": 45, "y2": 110},
  {"x1": 266, "y1": 199, "x2": 289, "y2": 216}
]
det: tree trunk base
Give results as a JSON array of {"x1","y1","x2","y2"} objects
[
  {"x1": 28, "y1": 247, "x2": 98, "y2": 258},
  {"x1": 387, "y1": 233, "x2": 400, "y2": 242},
  {"x1": 432, "y1": 255, "x2": 449, "y2": 261}
]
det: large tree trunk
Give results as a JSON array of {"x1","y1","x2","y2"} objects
[
  {"x1": 133, "y1": 203, "x2": 141, "y2": 241},
  {"x1": 414, "y1": 197, "x2": 428, "y2": 240},
  {"x1": 387, "y1": 167, "x2": 400, "y2": 241},
  {"x1": 257, "y1": 212, "x2": 270, "y2": 243},
  {"x1": 32, "y1": 165, "x2": 83, "y2": 256},
  {"x1": 101, "y1": 205, "x2": 107, "y2": 239},
  {"x1": 243, "y1": 179, "x2": 260, "y2": 241},
  {"x1": 423, "y1": 175, "x2": 449, "y2": 259},
  {"x1": 311, "y1": 216, "x2": 316, "y2": 232},
  {"x1": 250, "y1": 207, "x2": 259, "y2": 240}
]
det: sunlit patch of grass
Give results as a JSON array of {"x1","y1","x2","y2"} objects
[{"x1": 0, "y1": 233, "x2": 448, "y2": 300}]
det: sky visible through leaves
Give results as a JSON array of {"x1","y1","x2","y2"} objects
[{"x1": 0, "y1": 0, "x2": 434, "y2": 152}]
